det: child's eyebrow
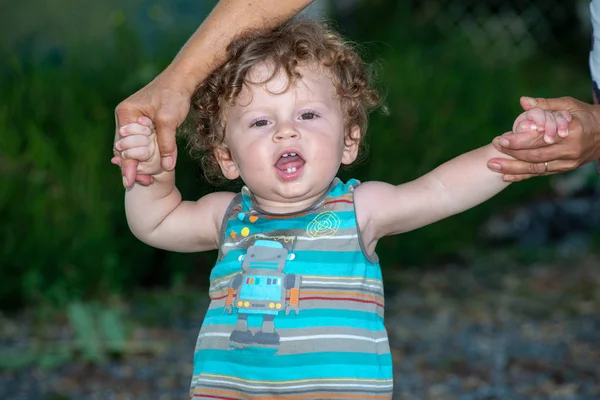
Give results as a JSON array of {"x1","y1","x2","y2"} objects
[{"x1": 297, "y1": 100, "x2": 331, "y2": 109}]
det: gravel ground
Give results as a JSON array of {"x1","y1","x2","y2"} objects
[{"x1": 1, "y1": 254, "x2": 599, "y2": 399}]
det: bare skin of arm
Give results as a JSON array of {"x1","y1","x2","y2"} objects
[
  {"x1": 355, "y1": 143, "x2": 513, "y2": 255},
  {"x1": 114, "y1": 0, "x2": 315, "y2": 187},
  {"x1": 488, "y1": 96, "x2": 600, "y2": 181}
]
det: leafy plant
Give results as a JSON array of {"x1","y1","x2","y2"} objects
[{"x1": 0, "y1": 302, "x2": 131, "y2": 371}]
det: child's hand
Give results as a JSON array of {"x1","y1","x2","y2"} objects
[
  {"x1": 512, "y1": 107, "x2": 572, "y2": 145},
  {"x1": 111, "y1": 116, "x2": 163, "y2": 178}
]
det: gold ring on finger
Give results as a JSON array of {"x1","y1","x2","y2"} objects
[{"x1": 543, "y1": 161, "x2": 549, "y2": 174}]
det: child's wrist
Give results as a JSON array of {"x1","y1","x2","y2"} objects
[{"x1": 149, "y1": 169, "x2": 174, "y2": 181}]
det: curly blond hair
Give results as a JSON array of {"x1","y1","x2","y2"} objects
[{"x1": 183, "y1": 19, "x2": 382, "y2": 184}]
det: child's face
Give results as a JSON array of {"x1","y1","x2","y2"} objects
[{"x1": 218, "y1": 61, "x2": 360, "y2": 210}]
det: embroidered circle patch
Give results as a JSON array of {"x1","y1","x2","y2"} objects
[{"x1": 306, "y1": 211, "x2": 341, "y2": 238}]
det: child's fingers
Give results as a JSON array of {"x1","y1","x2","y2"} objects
[
  {"x1": 137, "y1": 116, "x2": 155, "y2": 129},
  {"x1": 119, "y1": 123, "x2": 154, "y2": 137},
  {"x1": 111, "y1": 155, "x2": 121, "y2": 166},
  {"x1": 558, "y1": 110, "x2": 572, "y2": 122},
  {"x1": 121, "y1": 146, "x2": 154, "y2": 162},
  {"x1": 515, "y1": 119, "x2": 538, "y2": 134},
  {"x1": 115, "y1": 134, "x2": 152, "y2": 151},
  {"x1": 512, "y1": 112, "x2": 531, "y2": 133},
  {"x1": 513, "y1": 109, "x2": 548, "y2": 134},
  {"x1": 525, "y1": 108, "x2": 547, "y2": 132},
  {"x1": 554, "y1": 111, "x2": 570, "y2": 139},
  {"x1": 542, "y1": 111, "x2": 558, "y2": 144},
  {"x1": 135, "y1": 174, "x2": 155, "y2": 186}
]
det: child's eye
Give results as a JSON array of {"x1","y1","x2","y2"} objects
[
  {"x1": 250, "y1": 119, "x2": 270, "y2": 128},
  {"x1": 300, "y1": 111, "x2": 319, "y2": 120}
]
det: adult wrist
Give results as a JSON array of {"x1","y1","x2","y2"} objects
[{"x1": 157, "y1": 64, "x2": 198, "y2": 97}]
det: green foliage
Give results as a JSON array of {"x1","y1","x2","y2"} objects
[
  {"x1": 0, "y1": 25, "x2": 181, "y2": 308},
  {"x1": 0, "y1": 301, "x2": 129, "y2": 371},
  {"x1": 0, "y1": 6, "x2": 591, "y2": 307},
  {"x1": 339, "y1": 4, "x2": 590, "y2": 265}
]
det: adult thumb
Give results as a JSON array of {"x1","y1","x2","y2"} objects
[
  {"x1": 520, "y1": 96, "x2": 578, "y2": 113},
  {"x1": 155, "y1": 118, "x2": 178, "y2": 171}
]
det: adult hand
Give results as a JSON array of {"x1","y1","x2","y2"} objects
[
  {"x1": 114, "y1": 72, "x2": 191, "y2": 187},
  {"x1": 488, "y1": 96, "x2": 600, "y2": 181}
]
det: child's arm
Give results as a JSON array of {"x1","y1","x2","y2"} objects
[
  {"x1": 355, "y1": 143, "x2": 513, "y2": 254},
  {"x1": 114, "y1": 117, "x2": 234, "y2": 252},
  {"x1": 356, "y1": 108, "x2": 574, "y2": 253}
]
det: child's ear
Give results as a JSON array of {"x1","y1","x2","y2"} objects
[
  {"x1": 342, "y1": 125, "x2": 361, "y2": 165},
  {"x1": 214, "y1": 147, "x2": 240, "y2": 180}
]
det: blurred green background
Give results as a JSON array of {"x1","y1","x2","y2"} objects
[
  {"x1": 2, "y1": 1, "x2": 599, "y2": 398},
  {"x1": 0, "y1": 0, "x2": 592, "y2": 309}
]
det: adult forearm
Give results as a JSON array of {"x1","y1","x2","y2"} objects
[
  {"x1": 125, "y1": 171, "x2": 182, "y2": 241},
  {"x1": 166, "y1": 0, "x2": 315, "y2": 93}
]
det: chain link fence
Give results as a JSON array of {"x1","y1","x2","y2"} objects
[
  {"x1": 417, "y1": 0, "x2": 590, "y2": 61},
  {"x1": 309, "y1": 0, "x2": 591, "y2": 62}
]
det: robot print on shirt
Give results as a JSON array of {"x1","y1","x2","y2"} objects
[{"x1": 223, "y1": 240, "x2": 301, "y2": 349}]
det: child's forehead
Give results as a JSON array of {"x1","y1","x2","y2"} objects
[{"x1": 238, "y1": 61, "x2": 335, "y2": 101}]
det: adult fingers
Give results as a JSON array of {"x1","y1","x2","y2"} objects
[
  {"x1": 487, "y1": 158, "x2": 548, "y2": 176},
  {"x1": 492, "y1": 140, "x2": 564, "y2": 163},
  {"x1": 502, "y1": 168, "x2": 563, "y2": 182},
  {"x1": 493, "y1": 130, "x2": 547, "y2": 152},
  {"x1": 489, "y1": 155, "x2": 577, "y2": 176},
  {"x1": 502, "y1": 173, "x2": 539, "y2": 182},
  {"x1": 154, "y1": 113, "x2": 178, "y2": 171}
]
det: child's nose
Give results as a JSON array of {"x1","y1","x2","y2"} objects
[{"x1": 273, "y1": 123, "x2": 300, "y2": 141}]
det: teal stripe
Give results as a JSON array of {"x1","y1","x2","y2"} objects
[
  {"x1": 194, "y1": 350, "x2": 393, "y2": 379},
  {"x1": 201, "y1": 309, "x2": 384, "y2": 330}
]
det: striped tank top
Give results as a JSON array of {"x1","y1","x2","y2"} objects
[{"x1": 190, "y1": 178, "x2": 393, "y2": 399}]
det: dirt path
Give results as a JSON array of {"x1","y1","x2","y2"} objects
[{"x1": 1, "y1": 255, "x2": 599, "y2": 399}]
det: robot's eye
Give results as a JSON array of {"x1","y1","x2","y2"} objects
[
  {"x1": 277, "y1": 255, "x2": 282, "y2": 259},
  {"x1": 250, "y1": 254, "x2": 255, "y2": 258}
]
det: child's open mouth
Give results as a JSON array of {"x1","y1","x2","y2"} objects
[{"x1": 274, "y1": 151, "x2": 305, "y2": 181}]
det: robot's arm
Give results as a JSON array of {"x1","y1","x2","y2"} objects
[
  {"x1": 224, "y1": 274, "x2": 243, "y2": 314},
  {"x1": 284, "y1": 274, "x2": 301, "y2": 315}
]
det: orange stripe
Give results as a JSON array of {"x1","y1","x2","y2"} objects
[{"x1": 192, "y1": 388, "x2": 245, "y2": 398}]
